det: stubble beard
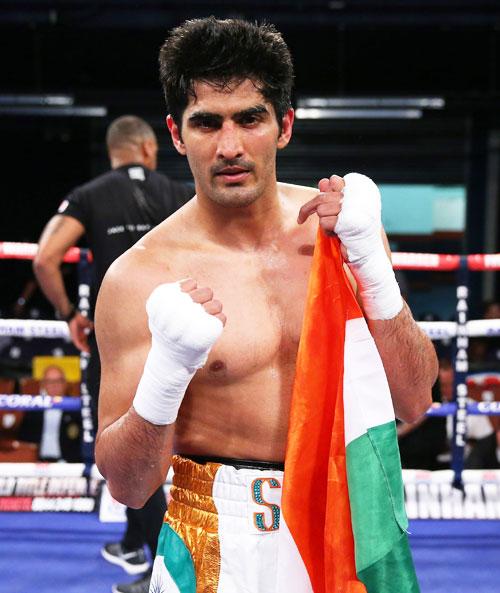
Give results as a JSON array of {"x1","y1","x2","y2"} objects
[{"x1": 207, "y1": 180, "x2": 263, "y2": 208}]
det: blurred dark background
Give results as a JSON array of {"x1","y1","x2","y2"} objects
[{"x1": 1, "y1": 0, "x2": 500, "y2": 318}]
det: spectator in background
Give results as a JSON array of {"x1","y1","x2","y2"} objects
[
  {"x1": 482, "y1": 300, "x2": 500, "y2": 365},
  {"x1": 19, "y1": 365, "x2": 82, "y2": 462},
  {"x1": 484, "y1": 301, "x2": 500, "y2": 319},
  {"x1": 469, "y1": 300, "x2": 500, "y2": 369},
  {"x1": 439, "y1": 357, "x2": 498, "y2": 469},
  {"x1": 397, "y1": 359, "x2": 448, "y2": 470}
]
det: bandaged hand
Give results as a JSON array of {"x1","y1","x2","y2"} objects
[
  {"x1": 133, "y1": 280, "x2": 225, "y2": 425},
  {"x1": 297, "y1": 173, "x2": 402, "y2": 320}
]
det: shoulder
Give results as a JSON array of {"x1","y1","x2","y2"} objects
[
  {"x1": 100, "y1": 210, "x2": 191, "y2": 299},
  {"x1": 277, "y1": 181, "x2": 318, "y2": 204},
  {"x1": 102, "y1": 241, "x2": 173, "y2": 303},
  {"x1": 66, "y1": 171, "x2": 122, "y2": 206},
  {"x1": 145, "y1": 197, "x2": 196, "y2": 239},
  {"x1": 75, "y1": 169, "x2": 120, "y2": 194},
  {"x1": 96, "y1": 244, "x2": 169, "y2": 347}
]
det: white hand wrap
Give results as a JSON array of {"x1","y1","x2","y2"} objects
[
  {"x1": 335, "y1": 173, "x2": 403, "y2": 320},
  {"x1": 133, "y1": 283, "x2": 223, "y2": 425}
]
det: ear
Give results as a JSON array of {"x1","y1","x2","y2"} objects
[
  {"x1": 277, "y1": 108, "x2": 294, "y2": 150},
  {"x1": 142, "y1": 137, "x2": 156, "y2": 160},
  {"x1": 167, "y1": 115, "x2": 186, "y2": 155}
]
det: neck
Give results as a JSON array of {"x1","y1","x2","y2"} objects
[
  {"x1": 193, "y1": 183, "x2": 291, "y2": 250},
  {"x1": 109, "y1": 149, "x2": 146, "y2": 170}
]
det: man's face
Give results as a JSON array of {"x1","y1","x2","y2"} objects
[
  {"x1": 41, "y1": 368, "x2": 67, "y2": 398},
  {"x1": 168, "y1": 79, "x2": 293, "y2": 208}
]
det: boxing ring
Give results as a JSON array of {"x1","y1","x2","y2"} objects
[{"x1": 1, "y1": 242, "x2": 500, "y2": 593}]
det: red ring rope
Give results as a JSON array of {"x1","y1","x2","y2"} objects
[{"x1": 3, "y1": 242, "x2": 500, "y2": 270}]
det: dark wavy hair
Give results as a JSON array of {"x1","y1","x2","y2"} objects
[{"x1": 159, "y1": 17, "x2": 294, "y2": 128}]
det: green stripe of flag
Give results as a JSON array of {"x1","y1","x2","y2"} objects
[{"x1": 346, "y1": 420, "x2": 420, "y2": 593}]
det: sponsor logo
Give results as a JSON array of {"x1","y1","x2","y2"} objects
[
  {"x1": 106, "y1": 224, "x2": 151, "y2": 235},
  {"x1": 477, "y1": 401, "x2": 500, "y2": 414},
  {"x1": 404, "y1": 478, "x2": 500, "y2": 519},
  {"x1": 31, "y1": 497, "x2": 95, "y2": 512},
  {"x1": 0, "y1": 476, "x2": 100, "y2": 496},
  {"x1": 0, "y1": 394, "x2": 58, "y2": 410},
  {"x1": 0, "y1": 323, "x2": 67, "y2": 339},
  {"x1": 0, "y1": 496, "x2": 96, "y2": 512}
]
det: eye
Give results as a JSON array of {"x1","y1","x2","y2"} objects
[
  {"x1": 189, "y1": 116, "x2": 221, "y2": 130},
  {"x1": 241, "y1": 114, "x2": 257, "y2": 124},
  {"x1": 238, "y1": 114, "x2": 261, "y2": 126},
  {"x1": 198, "y1": 118, "x2": 216, "y2": 129}
]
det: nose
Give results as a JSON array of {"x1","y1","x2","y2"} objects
[{"x1": 216, "y1": 121, "x2": 244, "y2": 161}]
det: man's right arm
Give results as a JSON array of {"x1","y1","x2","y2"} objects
[
  {"x1": 95, "y1": 257, "x2": 224, "y2": 508},
  {"x1": 94, "y1": 261, "x2": 172, "y2": 507}
]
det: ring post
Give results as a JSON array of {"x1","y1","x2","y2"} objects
[
  {"x1": 76, "y1": 248, "x2": 95, "y2": 473},
  {"x1": 451, "y1": 255, "x2": 469, "y2": 489}
]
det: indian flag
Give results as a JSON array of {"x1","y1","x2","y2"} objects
[{"x1": 277, "y1": 231, "x2": 419, "y2": 593}]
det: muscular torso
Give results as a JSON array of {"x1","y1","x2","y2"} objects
[
  {"x1": 174, "y1": 216, "x2": 315, "y2": 461},
  {"x1": 108, "y1": 183, "x2": 322, "y2": 461}
]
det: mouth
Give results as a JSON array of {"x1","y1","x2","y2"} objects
[{"x1": 214, "y1": 166, "x2": 251, "y2": 184}]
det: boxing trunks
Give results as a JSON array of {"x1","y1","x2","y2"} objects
[{"x1": 150, "y1": 454, "x2": 285, "y2": 593}]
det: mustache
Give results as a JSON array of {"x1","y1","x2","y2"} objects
[{"x1": 211, "y1": 159, "x2": 255, "y2": 176}]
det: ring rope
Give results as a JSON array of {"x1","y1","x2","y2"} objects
[
  {"x1": 2, "y1": 317, "x2": 500, "y2": 340},
  {"x1": 0, "y1": 241, "x2": 91, "y2": 263},
  {"x1": 3, "y1": 240, "x2": 500, "y2": 493},
  {"x1": 0, "y1": 319, "x2": 69, "y2": 338},
  {"x1": 426, "y1": 401, "x2": 500, "y2": 416},
  {"x1": 3, "y1": 394, "x2": 500, "y2": 417},
  {"x1": 2, "y1": 241, "x2": 500, "y2": 270},
  {"x1": 0, "y1": 394, "x2": 81, "y2": 411}
]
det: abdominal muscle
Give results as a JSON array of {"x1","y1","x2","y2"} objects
[{"x1": 173, "y1": 357, "x2": 297, "y2": 462}]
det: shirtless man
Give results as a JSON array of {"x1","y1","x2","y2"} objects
[{"x1": 95, "y1": 18, "x2": 437, "y2": 592}]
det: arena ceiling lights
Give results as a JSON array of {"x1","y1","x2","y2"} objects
[
  {"x1": 0, "y1": 94, "x2": 107, "y2": 117},
  {"x1": 295, "y1": 96, "x2": 445, "y2": 119}
]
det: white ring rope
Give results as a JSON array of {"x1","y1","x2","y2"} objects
[
  {"x1": 2, "y1": 317, "x2": 500, "y2": 340},
  {"x1": 416, "y1": 319, "x2": 500, "y2": 340},
  {"x1": 0, "y1": 319, "x2": 70, "y2": 339}
]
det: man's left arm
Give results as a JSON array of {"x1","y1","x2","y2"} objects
[
  {"x1": 367, "y1": 302, "x2": 437, "y2": 423},
  {"x1": 298, "y1": 173, "x2": 438, "y2": 423},
  {"x1": 362, "y1": 227, "x2": 437, "y2": 422}
]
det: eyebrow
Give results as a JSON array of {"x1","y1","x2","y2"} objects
[
  {"x1": 187, "y1": 111, "x2": 222, "y2": 126},
  {"x1": 234, "y1": 105, "x2": 270, "y2": 120},
  {"x1": 187, "y1": 104, "x2": 270, "y2": 125}
]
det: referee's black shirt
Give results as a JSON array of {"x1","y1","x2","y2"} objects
[{"x1": 57, "y1": 164, "x2": 193, "y2": 313}]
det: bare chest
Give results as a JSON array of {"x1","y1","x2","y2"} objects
[{"x1": 181, "y1": 243, "x2": 314, "y2": 382}]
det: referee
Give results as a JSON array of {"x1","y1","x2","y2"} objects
[{"x1": 33, "y1": 115, "x2": 193, "y2": 593}]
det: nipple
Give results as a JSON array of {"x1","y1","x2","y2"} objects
[{"x1": 209, "y1": 360, "x2": 226, "y2": 372}]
